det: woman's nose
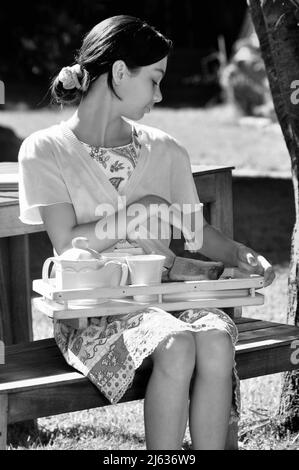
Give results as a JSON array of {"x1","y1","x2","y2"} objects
[{"x1": 154, "y1": 86, "x2": 163, "y2": 103}]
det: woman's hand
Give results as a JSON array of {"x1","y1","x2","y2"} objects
[{"x1": 235, "y1": 243, "x2": 275, "y2": 287}]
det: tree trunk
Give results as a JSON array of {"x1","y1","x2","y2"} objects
[{"x1": 248, "y1": 0, "x2": 299, "y2": 431}]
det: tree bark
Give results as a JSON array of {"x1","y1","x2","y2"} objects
[{"x1": 248, "y1": 0, "x2": 299, "y2": 431}]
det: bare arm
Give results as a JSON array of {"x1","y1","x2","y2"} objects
[
  {"x1": 39, "y1": 203, "x2": 128, "y2": 255},
  {"x1": 39, "y1": 195, "x2": 171, "y2": 255},
  {"x1": 199, "y1": 219, "x2": 275, "y2": 286},
  {"x1": 199, "y1": 218, "x2": 239, "y2": 266}
]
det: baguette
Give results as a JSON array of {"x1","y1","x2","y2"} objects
[{"x1": 168, "y1": 256, "x2": 224, "y2": 281}]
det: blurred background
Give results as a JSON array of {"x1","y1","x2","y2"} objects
[{"x1": 0, "y1": 0, "x2": 247, "y2": 108}]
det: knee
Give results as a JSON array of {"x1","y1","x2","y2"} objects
[
  {"x1": 151, "y1": 331, "x2": 195, "y2": 380},
  {"x1": 195, "y1": 329, "x2": 234, "y2": 377}
]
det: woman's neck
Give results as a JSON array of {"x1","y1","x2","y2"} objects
[{"x1": 66, "y1": 83, "x2": 132, "y2": 148}]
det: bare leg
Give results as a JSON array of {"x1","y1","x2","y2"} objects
[
  {"x1": 144, "y1": 332, "x2": 195, "y2": 450},
  {"x1": 189, "y1": 330, "x2": 234, "y2": 450}
]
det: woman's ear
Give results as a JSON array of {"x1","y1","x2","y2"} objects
[{"x1": 112, "y1": 60, "x2": 128, "y2": 85}]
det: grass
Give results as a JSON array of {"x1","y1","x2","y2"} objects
[{"x1": 2, "y1": 103, "x2": 298, "y2": 449}]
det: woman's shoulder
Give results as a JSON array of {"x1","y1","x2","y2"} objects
[
  {"x1": 133, "y1": 121, "x2": 181, "y2": 146},
  {"x1": 18, "y1": 123, "x2": 63, "y2": 161},
  {"x1": 133, "y1": 121, "x2": 189, "y2": 160}
]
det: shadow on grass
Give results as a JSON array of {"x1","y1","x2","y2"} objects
[
  {"x1": 239, "y1": 417, "x2": 299, "y2": 450},
  {"x1": 7, "y1": 421, "x2": 146, "y2": 449},
  {"x1": 7, "y1": 421, "x2": 53, "y2": 449}
]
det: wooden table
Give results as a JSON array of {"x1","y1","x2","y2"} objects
[
  {"x1": 192, "y1": 164, "x2": 234, "y2": 238},
  {"x1": 0, "y1": 191, "x2": 44, "y2": 344},
  {"x1": 0, "y1": 165, "x2": 234, "y2": 345}
]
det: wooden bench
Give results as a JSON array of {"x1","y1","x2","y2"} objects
[
  {"x1": 1, "y1": 317, "x2": 299, "y2": 449},
  {"x1": 1, "y1": 165, "x2": 299, "y2": 449}
]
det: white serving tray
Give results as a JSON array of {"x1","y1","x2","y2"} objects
[{"x1": 32, "y1": 268, "x2": 264, "y2": 328}]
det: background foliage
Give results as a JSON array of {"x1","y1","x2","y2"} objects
[{"x1": 0, "y1": 0, "x2": 247, "y2": 88}]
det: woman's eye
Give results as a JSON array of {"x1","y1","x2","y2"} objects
[{"x1": 152, "y1": 80, "x2": 158, "y2": 87}]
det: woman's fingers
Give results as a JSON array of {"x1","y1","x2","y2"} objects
[
  {"x1": 263, "y1": 266, "x2": 276, "y2": 287},
  {"x1": 237, "y1": 260, "x2": 257, "y2": 273},
  {"x1": 237, "y1": 246, "x2": 258, "y2": 272},
  {"x1": 245, "y1": 253, "x2": 276, "y2": 286},
  {"x1": 246, "y1": 252, "x2": 258, "y2": 266},
  {"x1": 257, "y1": 254, "x2": 271, "y2": 270},
  {"x1": 257, "y1": 255, "x2": 276, "y2": 286},
  {"x1": 237, "y1": 246, "x2": 275, "y2": 286}
]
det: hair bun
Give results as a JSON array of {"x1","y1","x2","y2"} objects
[{"x1": 58, "y1": 64, "x2": 82, "y2": 90}]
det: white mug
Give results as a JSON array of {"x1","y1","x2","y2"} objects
[
  {"x1": 101, "y1": 252, "x2": 131, "y2": 262},
  {"x1": 101, "y1": 252, "x2": 131, "y2": 284},
  {"x1": 126, "y1": 254, "x2": 166, "y2": 302}
]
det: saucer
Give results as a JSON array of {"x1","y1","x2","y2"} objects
[{"x1": 68, "y1": 299, "x2": 108, "y2": 307}]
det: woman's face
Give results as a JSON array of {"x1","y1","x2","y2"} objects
[{"x1": 118, "y1": 56, "x2": 167, "y2": 120}]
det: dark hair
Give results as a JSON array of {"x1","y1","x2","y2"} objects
[{"x1": 50, "y1": 15, "x2": 172, "y2": 106}]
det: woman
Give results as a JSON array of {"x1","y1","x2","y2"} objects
[{"x1": 18, "y1": 15, "x2": 275, "y2": 450}]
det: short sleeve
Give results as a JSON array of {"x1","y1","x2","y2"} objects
[
  {"x1": 170, "y1": 141, "x2": 201, "y2": 208},
  {"x1": 18, "y1": 133, "x2": 72, "y2": 225},
  {"x1": 170, "y1": 140, "x2": 203, "y2": 250}
]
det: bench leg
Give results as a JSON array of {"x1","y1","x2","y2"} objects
[
  {"x1": 225, "y1": 421, "x2": 239, "y2": 450},
  {"x1": 0, "y1": 394, "x2": 8, "y2": 450}
]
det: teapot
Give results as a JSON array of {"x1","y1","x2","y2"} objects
[{"x1": 42, "y1": 237, "x2": 129, "y2": 292}]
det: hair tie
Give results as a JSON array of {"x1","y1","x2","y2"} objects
[{"x1": 58, "y1": 64, "x2": 82, "y2": 90}]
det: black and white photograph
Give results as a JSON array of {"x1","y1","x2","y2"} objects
[{"x1": 0, "y1": 0, "x2": 298, "y2": 452}]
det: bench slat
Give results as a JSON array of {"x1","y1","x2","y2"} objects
[
  {"x1": 0, "y1": 317, "x2": 298, "y2": 424},
  {"x1": 236, "y1": 320, "x2": 284, "y2": 332},
  {"x1": 237, "y1": 341, "x2": 299, "y2": 379},
  {"x1": 238, "y1": 324, "x2": 299, "y2": 342},
  {"x1": 1, "y1": 319, "x2": 299, "y2": 397},
  {"x1": 234, "y1": 317, "x2": 259, "y2": 324},
  {"x1": 7, "y1": 368, "x2": 152, "y2": 424}
]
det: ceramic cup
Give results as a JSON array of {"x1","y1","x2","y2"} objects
[
  {"x1": 100, "y1": 252, "x2": 131, "y2": 261},
  {"x1": 126, "y1": 254, "x2": 166, "y2": 302},
  {"x1": 101, "y1": 252, "x2": 131, "y2": 284}
]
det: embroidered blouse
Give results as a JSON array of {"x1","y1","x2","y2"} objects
[
  {"x1": 78, "y1": 126, "x2": 141, "y2": 250},
  {"x1": 18, "y1": 120, "x2": 202, "y2": 251}
]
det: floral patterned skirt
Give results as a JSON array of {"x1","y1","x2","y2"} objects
[{"x1": 54, "y1": 307, "x2": 240, "y2": 424}]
